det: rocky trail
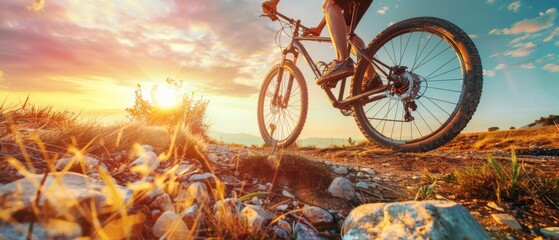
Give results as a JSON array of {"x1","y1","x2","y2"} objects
[{"x1": 1, "y1": 126, "x2": 559, "y2": 239}]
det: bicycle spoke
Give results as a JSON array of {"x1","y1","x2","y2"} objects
[
  {"x1": 417, "y1": 99, "x2": 443, "y2": 125},
  {"x1": 422, "y1": 96, "x2": 457, "y2": 105},
  {"x1": 391, "y1": 102, "x2": 400, "y2": 139},
  {"x1": 426, "y1": 86, "x2": 461, "y2": 93},
  {"x1": 413, "y1": 37, "x2": 443, "y2": 72},
  {"x1": 424, "y1": 55, "x2": 457, "y2": 79},
  {"x1": 415, "y1": 45, "x2": 451, "y2": 71}
]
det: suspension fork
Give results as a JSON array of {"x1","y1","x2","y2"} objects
[{"x1": 272, "y1": 20, "x2": 302, "y2": 108}]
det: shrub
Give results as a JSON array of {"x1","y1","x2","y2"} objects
[{"x1": 125, "y1": 78, "x2": 209, "y2": 137}]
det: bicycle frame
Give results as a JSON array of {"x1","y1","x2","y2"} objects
[{"x1": 269, "y1": 4, "x2": 393, "y2": 112}]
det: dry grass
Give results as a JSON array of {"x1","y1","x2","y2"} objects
[
  {"x1": 238, "y1": 153, "x2": 333, "y2": 193},
  {"x1": 453, "y1": 150, "x2": 559, "y2": 209},
  {"x1": 440, "y1": 125, "x2": 559, "y2": 151},
  {"x1": 0, "y1": 101, "x2": 312, "y2": 239}
]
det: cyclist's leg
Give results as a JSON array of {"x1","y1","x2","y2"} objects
[{"x1": 323, "y1": 0, "x2": 349, "y2": 61}]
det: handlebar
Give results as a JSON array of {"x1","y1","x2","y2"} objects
[{"x1": 262, "y1": 5, "x2": 311, "y2": 34}]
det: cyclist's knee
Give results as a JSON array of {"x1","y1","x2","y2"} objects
[{"x1": 322, "y1": 0, "x2": 337, "y2": 14}]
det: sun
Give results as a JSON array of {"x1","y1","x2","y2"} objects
[{"x1": 153, "y1": 85, "x2": 180, "y2": 108}]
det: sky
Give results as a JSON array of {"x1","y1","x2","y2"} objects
[{"x1": 0, "y1": 0, "x2": 558, "y2": 139}]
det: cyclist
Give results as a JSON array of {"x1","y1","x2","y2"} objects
[{"x1": 262, "y1": 0, "x2": 374, "y2": 86}]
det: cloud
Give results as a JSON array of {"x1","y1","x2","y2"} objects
[
  {"x1": 28, "y1": 0, "x2": 44, "y2": 11},
  {"x1": 469, "y1": 34, "x2": 478, "y2": 39},
  {"x1": 508, "y1": 1, "x2": 521, "y2": 13},
  {"x1": 543, "y1": 27, "x2": 559, "y2": 42},
  {"x1": 556, "y1": 41, "x2": 559, "y2": 46},
  {"x1": 483, "y1": 69, "x2": 496, "y2": 77},
  {"x1": 486, "y1": 0, "x2": 496, "y2": 4},
  {"x1": 520, "y1": 63, "x2": 535, "y2": 69},
  {"x1": 494, "y1": 64, "x2": 507, "y2": 70},
  {"x1": 377, "y1": 6, "x2": 389, "y2": 15},
  {"x1": 543, "y1": 63, "x2": 559, "y2": 72},
  {"x1": 504, "y1": 41, "x2": 536, "y2": 57},
  {"x1": 0, "y1": 0, "x2": 274, "y2": 97},
  {"x1": 483, "y1": 54, "x2": 556, "y2": 77},
  {"x1": 489, "y1": 8, "x2": 557, "y2": 35}
]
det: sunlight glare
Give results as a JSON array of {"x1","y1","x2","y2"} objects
[{"x1": 154, "y1": 85, "x2": 179, "y2": 108}]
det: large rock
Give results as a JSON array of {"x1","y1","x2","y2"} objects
[
  {"x1": 342, "y1": 200, "x2": 490, "y2": 240},
  {"x1": 0, "y1": 221, "x2": 81, "y2": 239},
  {"x1": 328, "y1": 177, "x2": 355, "y2": 200},
  {"x1": 240, "y1": 205, "x2": 273, "y2": 232},
  {"x1": 128, "y1": 151, "x2": 159, "y2": 175},
  {"x1": 294, "y1": 223, "x2": 327, "y2": 240},
  {"x1": 186, "y1": 182, "x2": 211, "y2": 206},
  {"x1": 149, "y1": 193, "x2": 175, "y2": 212},
  {"x1": 0, "y1": 172, "x2": 132, "y2": 216},
  {"x1": 152, "y1": 211, "x2": 189, "y2": 239},
  {"x1": 55, "y1": 156, "x2": 108, "y2": 175},
  {"x1": 213, "y1": 198, "x2": 242, "y2": 222},
  {"x1": 334, "y1": 166, "x2": 349, "y2": 175},
  {"x1": 491, "y1": 213, "x2": 522, "y2": 230},
  {"x1": 302, "y1": 206, "x2": 333, "y2": 226}
]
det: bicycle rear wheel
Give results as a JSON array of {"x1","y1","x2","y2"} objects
[
  {"x1": 351, "y1": 17, "x2": 483, "y2": 152},
  {"x1": 257, "y1": 61, "x2": 308, "y2": 147}
]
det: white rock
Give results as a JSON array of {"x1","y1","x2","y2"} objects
[
  {"x1": 55, "y1": 156, "x2": 108, "y2": 174},
  {"x1": 186, "y1": 182, "x2": 211, "y2": 206},
  {"x1": 129, "y1": 151, "x2": 159, "y2": 174},
  {"x1": 179, "y1": 204, "x2": 199, "y2": 227},
  {"x1": 373, "y1": 177, "x2": 382, "y2": 181},
  {"x1": 328, "y1": 177, "x2": 355, "y2": 200},
  {"x1": 412, "y1": 175, "x2": 420, "y2": 180},
  {"x1": 274, "y1": 227, "x2": 290, "y2": 239},
  {"x1": 303, "y1": 206, "x2": 333, "y2": 226},
  {"x1": 251, "y1": 196, "x2": 263, "y2": 205},
  {"x1": 277, "y1": 220, "x2": 292, "y2": 234},
  {"x1": 240, "y1": 205, "x2": 273, "y2": 231},
  {"x1": 151, "y1": 193, "x2": 175, "y2": 212},
  {"x1": 334, "y1": 166, "x2": 349, "y2": 175},
  {"x1": 282, "y1": 190, "x2": 295, "y2": 198},
  {"x1": 324, "y1": 161, "x2": 332, "y2": 166},
  {"x1": 257, "y1": 184, "x2": 267, "y2": 192},
  {"x1": 294, "y1": 223, "x2": 325, "y2": 240},
  {"x1": 491, "y1": 214, "x2": 522, "y2": 230},
  {"x1": 342, "y1": 201, "x2": 490, "y2": 240},
  {"x1": 0, "y1": 172, "x2": 132, "y2": 217},
  {"x1": 276, "y1": 204, "x2": 289, "y2": 211},
  {"x1": 540, "y1": 227, "x2": 559, "y2": 239},
  {"x1": 369, "y1": 183, "x2": 378, "y2": 189},
  {"x1": 188, "y1": 173, "x2": 216, "y2": 184},
  {"x1": 486, "y1": 202, "x2": 504, "y2": 212},
  {"x1": 356, "y1": 182, "x2": 368, "y2": 190},
  {"x1": 356, "y1": 172, "x2": 365, "y2": 178},
  {"x1": 213, "y1": 198, "x2": 242, "y2": 222},
  {"x1": 140, "y1": 144, "x2": 154, "y2": 152},
  {"x1": 153, "y1": 211, "x2": 189, "y2": 239},
  {"x1": 361, "y1": 167, "x2": 375, "y2": 175}
]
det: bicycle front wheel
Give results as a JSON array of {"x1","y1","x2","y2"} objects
[
  {"x1": 351, "y1": 17, "x2": 483, "y2": 152},
  {"x1": 257, "y1": 61, "x2": 308, "y2": 147}
]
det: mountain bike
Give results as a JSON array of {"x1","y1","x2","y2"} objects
[{"x1": 257, "y1": 3, "x2": 483, "y2": 152}]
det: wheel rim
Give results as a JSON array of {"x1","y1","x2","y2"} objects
[
  {"x1": 357, "y1": 28, "x2": 467, "y2": 144},
  {"x1": 261, "y1": 68, "x2": 304, "y2": 145}
]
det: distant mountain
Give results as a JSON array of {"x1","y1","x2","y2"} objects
[
  {"x1": 209, "y1": 132, "x2": 264, "y2": 146},
  {"x1": 210, "y1": 131, "x2": 363, "y2": 148},
  {"x1": 521, "y1": 114, "x2": 559, "y2": 129},
  {"x1": 296, "y1": 137, "x2": 364, "y2": 148}
]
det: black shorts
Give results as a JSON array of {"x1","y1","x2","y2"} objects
[{"x1": 333, "y1": 0, "x2": 373, "y2": 28}]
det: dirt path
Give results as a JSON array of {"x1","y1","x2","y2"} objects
[{"x1": 244, "y1": 127, "x2": 559, "y2": 239}]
